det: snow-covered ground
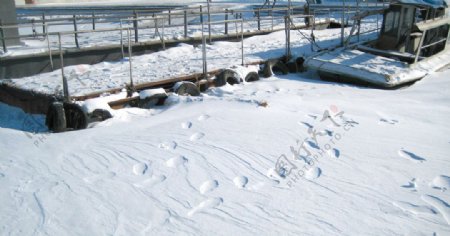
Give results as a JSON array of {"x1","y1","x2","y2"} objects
[
  {"x1": 3, "y1": 20, "x2": 379, "y2": 96},
  {"x1": 1, "y1": 2, "x2": 449, "y2": 234},
  {"x1": 1, "y1": 62, "x2": 450, "y2": 235}
]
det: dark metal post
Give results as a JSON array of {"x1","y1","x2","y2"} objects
[
  {"x1": 202, "y1": 35, "x2": 207, "y2": 79},
  {"x1": 241, "y1": 20, "x2": 244, "y2": 66},
  {"x1": 168, "y1": 9, "x2": 171, "y2": 25},
  {"x1": 133, "y1": 10, "x2": 139, "y2": 43},
  {"x1": 0, "y1": 20, "x2": 7, "y2": 53},
  {"x1": 92, "y1": 11, "x2": 96, "y2": 30},
  {"x1": 207, "y1": 1, "x2": 212, "y2": 43},
  {"x1": 58, "y1": 33, "x2": 70, "y2": 102},
  {"x1": 257, "y1": 9, "x2": 261, "y2": 31},
  {"x1": 42, "y1": 13, "x2": 46, "y2": 34},
  {"x1": 225, "y1": 9, "x2": 229, "y2": 35},
  {"x1": 200, "y1": 5, "x2": 203, "y2": 24},
  {"x1": 184, "y1": 10, "x2": 188, "y2": 38},
  {"x1": 127, "y1": 28, "x2": 134, "y2": 89},
  {"x1": 341, "y1": 0, "x2": 345, "y2": 46},
  {"x1": 285, "y1": 16, "x2": 291, "y2": 58},
  {"x1": 73, "y1": 15, "x2": 79, "y2": 48},
  {"x1": 31, "y1": 19, "x2": 36, "y2": 37}
]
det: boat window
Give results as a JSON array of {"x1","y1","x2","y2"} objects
[
  {"x1": 401, "y1": 8, "x2": 413, "y2": 30},
  {"x1": 384, "y1": 9, "x2": 401, "y2": 36}
]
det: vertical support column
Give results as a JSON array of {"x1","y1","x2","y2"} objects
[
  {"x1": 225, "y1": 9, "x2": 229, "y2": 35},
  {"x1": 42, "y1": 13, "x2": 46, "y2": 34},
  {"x1": 168, "y1": 9, "x2": 171, "y2": 26},
  {"x1": 184, "y1": 10, "x2": 188, "y2": 38},
  {"x1": 202, "y1": 35, "x2": 207, "y2": 79},
  {"x1": 241, "y1": 20, "x2": 244, "y2": 66},
  {"x1": 207, "y1": 1, "x2": 212, "y2": 44},
  {"x1": 92, "y1": 11, "x2": 96, "y2": 30},
  {"x1": 127, "y1": 28, "x2": 134, "y2": 90},
  {"x1": 73, "y1": 15, "x2": 79, "y2": 48},
  {"x1": 341, "y1": 0, "x2": 346, "y2": 46},
  {"x1": 257, "y1": 9, "x2": 261, "y2": 31},
  {"x1": 0, "y1": 20, "x2": 7, "y2": 53},
  {"x1": 120, "y1": 21, "x2": 124, "y2": 59},
  {"x1": 414, "y1": 31, "x2": 426, "y2": 64},
  {"x1": 285, "y1": 16, "x2": 291, "y2": 59},
  {"x1": 200, "y1": 5, "x2": 203, "y2": 24},
  {"x1": 58, "y1": 33, "x2": 70, "y2": 102},
  {"x1": 45, "y1": 24, "x2": 53, "y2": 70},
  {"x1": 133, "y1": 10, "x2": 139, "y2": 43}
]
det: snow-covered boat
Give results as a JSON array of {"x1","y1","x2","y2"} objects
[{"x1": 305, "y1": 0, "x2": 450, "y2": 87}]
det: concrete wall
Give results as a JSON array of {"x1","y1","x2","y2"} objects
[{"x1": 0, "y1": 0, "x2": 20, "y2": 46}]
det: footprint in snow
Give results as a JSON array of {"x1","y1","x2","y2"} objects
[
  {"x1": 306, "y1": 140, "x2": 320, "y2": 150},
  {"x1": 298, "y1": 121, "x2": 313, "y2": 129},
  {"x1": 133, "y1": 163, "x2": 148, "y2": 175},
  {"x1": 190, "y1": 132, "x2": 205, "y2": 141},
  {"x1": 327, "y1": 148, "x2": 340, "y2": 158},
  {"x1": 398, "y1": 149, "x2": 426, "y2": 163},
  {"x1": 233, "y1": 176, "x2": 249, "y2": 189},
  {"x1": 188, "y1": 197, "x2": 223, "y2": 217},
  {"x1": 430, "y1": 175, "x2": 450, "y2": 191},
  {"x1": 379, "y1": 118, "x2": 399, "y2": 125},
  {"x1": 133, "y1": 175, "x2": 166, "y2": 188},
  {"x1": 166, "y1": 156, "x2": 188, "y2": 168},
  {"x1": 401, "y1": 178, "x2": 418, "y2": 191},
  {"x1": 158, "y1": 141, "x2": 178, "y2": 150},
  {"x1": 181, "y1": 121, "x2": 192, "y2": 129},
  {"x1": 305, "y1": 167, "x2": 321, "y2": 180},
  {"x1": 198, "y1": 114, "x2": 210, "y2": 121},
  {"x1": 158, "y1": 141, "x2": 177, "y2": 150},
  {"x1": 199, "y1": 180, "x2": 219, "y2": 194},
  {"x1": 307, "y1": 114, "x2": 318, "y2": 120}
]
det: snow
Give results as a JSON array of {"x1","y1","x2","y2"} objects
[
  {"x1": 1, "y1": 5, "x2": 450, "y2": 234},
  {"x1": 3, "y1": 21, "x2": 377, "y2": 97},
  {"x1": 1, "y1": 65, "x2": 450, "y2": 234},
  {"x1": 139, "y1": 88, "x2": 167, "y2": 99},
  {"x1": 305, "y1": 47, "x2": 450, "y2": 87}
]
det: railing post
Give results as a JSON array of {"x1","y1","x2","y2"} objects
[
  {"x1": 0, "y1": 20, "x2": 7, "y2": 53},
  {"x1": 184, "y1": 10, "x2": 188, "y2": 38},
  {"x1": 162, "y1": 17, "x2": 165, "y2": 49},
  {"x1": 127, "y1": 28, "x2": 134, "y2": 89},
  {"x1": 225, "y1": 9, "x2": 229, "y2": 35},
  {"x1": 92, "y1": 11, "x2": 96, "y2": 30},
  {"x1": 42, "y1": 13, "x2": 46, "y2": 34},
  {"x1": 168, "y1": 9, "x2": 171, "y2": 25},
  {"x1": 341, "y1": 0, "x2": 346, "y2": 46},
  {"x1": 202, "y1": 35, "x2": 207, "y2": 79},
  {"x1": 120, "y1": 21, "x2": 124, "y2": 59},
  {"x1": 241, "y1": 20, "x2": 244, "y2": 66},
  {"x1": 200, "y1": 5, "x2": 203, "y2": 24},
  {"x1": 207, "y1": 1, "x2": 212, "y2": 43},
  {"x1": 414, "y1": 31, "x2": 426, "y2": 64},
  {"x1": 45, "y1": 24, "x2": 53, "y2": 70},
  {"x1": 58, "y1": 33, "x2": 70, "y2": 102},
  {"x1": 73, "y1": 14, "x2": 79, "y2": 48},
  {"x1": 31, "y1": 19, "x2": 36, "y2": 37},
  {"x1": 133, "y1": 10, "x2": 139, "y2": 43},
  {"x1": 285, "y1": 16, "x2": 291, "y2": 58},
  {"x1": 257, "y1": 9, "x2": 261, "y2": 31}
]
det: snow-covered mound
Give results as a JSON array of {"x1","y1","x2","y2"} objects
[{"x1": 1, "y1": 67, "x2": 450, "y2": 234}]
